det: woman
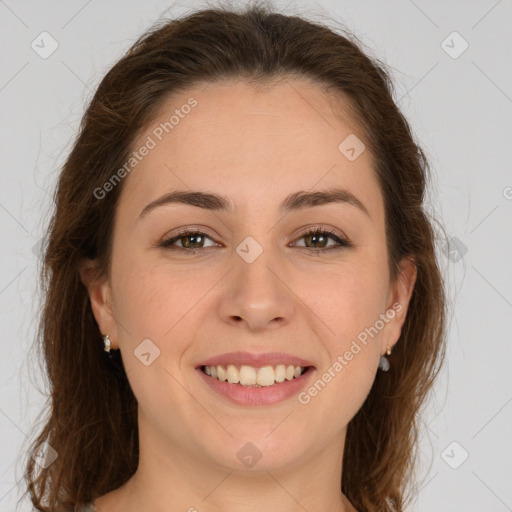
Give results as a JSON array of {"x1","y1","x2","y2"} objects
[{"x1": 23, "y1": 3, "x2": 447, "y2": 511}]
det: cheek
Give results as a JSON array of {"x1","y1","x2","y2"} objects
[
  {"x1": 111, "y1": 254, "x2": 218, "y2": 353},
  {"x1": 299, "y1": 277, "x2": 383, "y2": 426},
  {"x1": 111, "y1": 253, "x2": 181, "y2": 340},
  {"x1": 311, "y1": 265, "x2": 389, "y2": 343},
  {"x1": 314, "y1": 263, "x2": 388, "y2": 409},
  {"x1": 295, "y1": 338, "x2": 378, "y2": 447}
]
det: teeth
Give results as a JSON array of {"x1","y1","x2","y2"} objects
[
  {"x1": 217, "y1": 365, "x2": 227, "y2": 381},
  {"x1": 202, "y1": 364, "x2": 307, "y2": 387},
  {"x1": 239, "y1": 365, "x2": 257, "y2": 385},
  {"x1": 226, "y1": 364, "x2": 239, "y2": 384},
  {"x1": 256, "y1": 366, "x2": 274, "y2": 386},
  {"x1": 275, "y1": 364, "x2": 286, "y2": 383}
]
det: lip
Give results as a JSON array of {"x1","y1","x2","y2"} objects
[
  {"x1": 196, "y1": 366, "x2": 316, "y2": 406},
  {"x1": 196, "y1": 351, "x2": 315, "y2": 369}
]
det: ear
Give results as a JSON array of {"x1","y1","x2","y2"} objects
[
  {"x1": 79, "y1": 258, "x2": 119, "y2": 349},
  {"x1": 381, "y1": 256, "x2": 417, "y2": 354}
]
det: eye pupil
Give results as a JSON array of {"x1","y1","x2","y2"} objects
[
  {"x1": 183, "y1": 234, "x2": 203, "y2": 248},
  {"x1": 181, "y1": 233, "x2": 202, "y2": 249},
  {"x1": 306, "y1": 233, "x2": 327, "y2": 248}
]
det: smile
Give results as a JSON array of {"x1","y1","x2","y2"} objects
[{"x1": 201, "y1": 364, "x2": 308, "y2": 387}]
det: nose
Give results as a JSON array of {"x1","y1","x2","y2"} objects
[{"x1": 217, "y1": 246, "x2": 295, "y2": 332}]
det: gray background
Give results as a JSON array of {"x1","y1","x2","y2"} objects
[{"x1": 1, "y1": 1, "x2": 511, "y2": 511}]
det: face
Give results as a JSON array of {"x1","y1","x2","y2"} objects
[{"x1": 82, "y1": 78, "x2": 416, "y2": 474}]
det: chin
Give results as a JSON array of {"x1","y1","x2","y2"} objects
[{"x1": 200, "y1": 428, "x2": 306, "y2": 472}]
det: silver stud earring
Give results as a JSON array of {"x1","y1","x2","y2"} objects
[
  {"x1": 378, "y1": 345, "x2": 392, "y2": 372},
  {"x1": 103, "y1": 334, "x2": 112, "y2": 353}
]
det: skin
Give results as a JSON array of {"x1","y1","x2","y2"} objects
[{"x1": 80, "y1": 78, "x2": 416, "y2": 512}]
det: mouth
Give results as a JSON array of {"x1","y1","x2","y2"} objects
[
  {"x1": 194, "y1": 352, "x2": 316, "y2": 406},
  {"x1": 199, "y1": 363, "x2": 313, "y2": 388}
]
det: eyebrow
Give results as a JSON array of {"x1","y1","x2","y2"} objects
[{"x1": 138, "y1": 187, "x2": 370, "y2": 219}]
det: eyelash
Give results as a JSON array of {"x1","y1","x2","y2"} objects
[{"x1": 159, "y1": 227, "x2": 353, "y2": 255}]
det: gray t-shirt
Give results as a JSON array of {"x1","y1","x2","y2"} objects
[{"x1": 76, "y1": 503, "x2": 95, "y2": 512}]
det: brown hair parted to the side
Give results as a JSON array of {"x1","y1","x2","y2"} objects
[{"x1": 22, "y1": 2, "x2": 447, "y2": 511}]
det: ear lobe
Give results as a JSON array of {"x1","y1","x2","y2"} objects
[
  {"x1": 381, "y1": 256, "x2": 417, "y2": 352},
  {"x1": 79, "y1": 258, "x2": 117, "y2": 346}
]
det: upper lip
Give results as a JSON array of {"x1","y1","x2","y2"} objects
[{"x1": 196, "y1": 351, "x2": 315, "y2": 369}]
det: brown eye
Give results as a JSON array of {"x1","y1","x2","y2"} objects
[
  {"x1": 160, "y1": 230, "x2": 219, "y2": 252},
  {"x1": 293, "y1": 228, "x2": 352, "y2": 253}
]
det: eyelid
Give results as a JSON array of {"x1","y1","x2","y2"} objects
[{"x1": 292, "y1": 225, "x2": 349, "y2": 242}]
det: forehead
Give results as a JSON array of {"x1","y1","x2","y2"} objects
[{"x1": 120, "y1": 78, "x2": 383, "y2": 221}]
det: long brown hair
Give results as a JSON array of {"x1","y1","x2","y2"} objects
[{"x1": 22, "y1": 2, "x2": 447, "y2": 511}]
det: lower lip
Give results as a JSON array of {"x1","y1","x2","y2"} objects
[{"x1": 196, "y1": 367, "x2": 315, "y2": 406}]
